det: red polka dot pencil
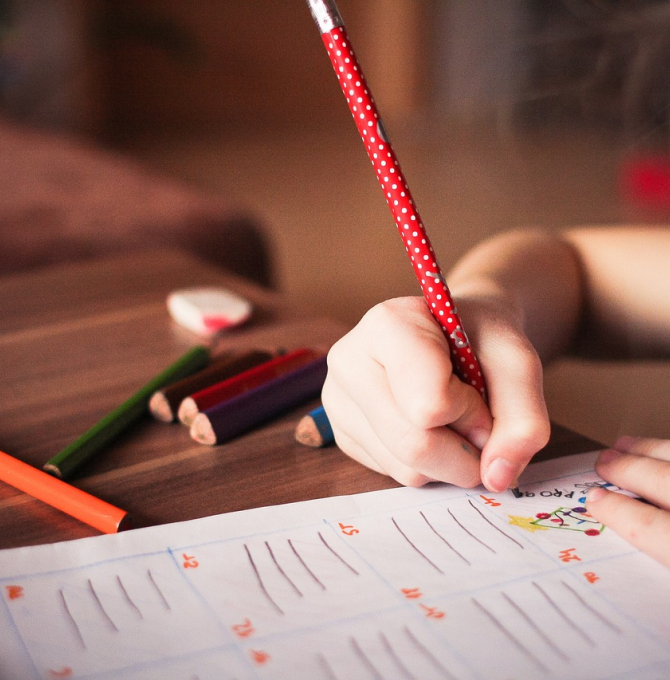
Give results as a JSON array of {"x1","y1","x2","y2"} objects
[{"x1": 306, "y1": 0, "x2": 486, "y2": 399}]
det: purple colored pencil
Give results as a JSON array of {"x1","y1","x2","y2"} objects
[{"x1": 190, "y1": 356, "x2": 327, "y2": 445}]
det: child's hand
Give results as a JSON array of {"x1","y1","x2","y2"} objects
[
  {"x1": 322, "y1": 296, "x2": 550, "y2": 492},
  {"x1": 587, "y1": 437, "x2": 670, "y2": 568}
]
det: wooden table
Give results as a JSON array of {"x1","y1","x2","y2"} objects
[{"x1": 0, "y1": 249, "x2": 601, "y2": 550}]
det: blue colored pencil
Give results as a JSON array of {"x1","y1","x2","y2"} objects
[{"x1": 295, "y1": 405, "x2": 334, "y2": 448}]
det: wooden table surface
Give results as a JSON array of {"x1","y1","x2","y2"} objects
[{"x1": 0, "y1": 249, "x2": 601, "y2": 550}]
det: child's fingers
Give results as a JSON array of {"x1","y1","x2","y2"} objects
[
  {"x1": 322, "y1": 379, "x2": 428, "y2": 485},
  {"x1": 331, "y1": 420, "x2": 474, "y2": 489},
  {"x1": 364, "y1": 299, "x2": 492, "y2": 435},
  {"x1": 324, "y1": 295, "x2": 546, "y2": 491},
  {"x1": 322, "y1": 363, "x2": 482, "y2": 488},
  {"x1": 323, "y1": 413, "x2": 386, "y2": 476},
  {"x1": 349, "y1": 298, "x2": 493, "y2": 450},
  {"x1": 586, "y1": 487, "x2": 670, "y2": 569},
  {"x1": 477, "y1": 334, "x2": 550, "y2": 493},
  {"x1": 594, "y1": 449, "x2": 670, "y2": 511},
  {"x1": 614, "y1": 436, "x2": 670, "y2": 461}
]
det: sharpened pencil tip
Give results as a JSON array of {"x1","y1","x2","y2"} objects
[
  {"x1": 149, "y1": 391, "x2": 175, "y2": 423},
  {"x1": 178, "y1": 398, "x2": 199, "y2": 427},
  {"x1": 295, "y1": 415, "x2": 323, "y2": 448},
  {"x1": 190, "y1": 414, "x2": 217, "y2": 446}
]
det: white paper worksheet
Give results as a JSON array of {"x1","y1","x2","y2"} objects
[{"x1": 1, "y1": 452, "x2": 669, "y2": 680}]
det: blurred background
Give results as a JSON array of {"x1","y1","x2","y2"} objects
[{"x1": 1, "y1": 0, "x2": 669, "y2": 445}]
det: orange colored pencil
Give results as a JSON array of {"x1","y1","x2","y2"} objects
[{"x1": 0, "y1": 450, "x2": 129, "y2": 534}]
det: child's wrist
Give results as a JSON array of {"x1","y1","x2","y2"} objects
[{"x1": 450, "y1": 279, "x2": 525, "y2": 329}]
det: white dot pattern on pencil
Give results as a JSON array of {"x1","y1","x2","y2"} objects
[{"x1": 322, "y1": 28, "x2": 485, "y2": 395}]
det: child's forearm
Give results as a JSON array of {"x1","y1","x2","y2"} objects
[
  {"x1": 447, "y1": 229, "x2": 584, "y2": 363},
  {"x1": 565, "y1": 226, "x2": 670, "y2": 358}
]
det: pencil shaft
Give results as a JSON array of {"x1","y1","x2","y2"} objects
[
  {"x1": 194, "y1": 356, "x2": 328, "y2": 445},
  {"x1": 45, "y1": 345, "x2": 210, "y2": 479},
  {"x1": 307, "y1": 0, "x2": 485, "y2": 398},
  {"x1": 0, "y1": 450, "x2": 128, "y2": 533},
  {"x1": 311, "y1": 405, "x2": 335, "y2": 445},
  {"x1": 188, "y1": 348, "x2": 319, "y2": 414},
  {"x1": 151, "y1": 349, "x2": 275, "y2": 421}
]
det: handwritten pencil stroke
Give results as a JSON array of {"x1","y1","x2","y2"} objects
[
  {"x1": 318, "y1": 532, "x2": 359, "y2": 575},
  {"x1": 403, "y1": 625, "x2": 456, "y2": 679},
  {"x1": 420, "y1": 510, "x2": 471, "y2": 566},
  {"x1": 147, "y1": 569, "x2": 171, "y2": 611},
  {"x1": 471, "y1": 597, "x2": 549, "y2": 674},
  {"x1": 88, "y1": 579, "x2": 118, "y2": 632},
  {"x1": 349, "y1": 636, "x2": 383, "y2": 680},
  {"x1": 560, "y1": 580, "x2": 622, "y2": 634},
  {"x1": 379, "y1": 630, "x2": 418, "y2": 680},
  {"x1": 288, "y1": 538, "x2": 327, "y2": 590},
  {"x1": 446, "y1": 508, "x2": 496, "y2": 554},
  {"x1": 467, "y1": 499, "x2": 525, "y2": 548},
  {"x1": 532, "y1": 581, "x2": 595, "y2": 647},
  {"x1": 316, "y1": 652, "x2": 339, "y2": 680},
  {"x1": 501, "y1": 591, "x2": 569, "y2": 661},
  {"x1": 391, "y1": 517, "x2": 444, "y2": 574},
  {"x1": 116, "y1": 575, "x2": 143, "y2": 620},
  {"x1": 59, "y1": 588, "x2": 86, "y2": 649},
  {"x1": 265, "y1": 541, "x2": 303, "y2": 597},
  {"x1": 244, "y1": 543, "x2": 284, "y2": 616}
]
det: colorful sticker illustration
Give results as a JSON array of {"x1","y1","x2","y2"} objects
[{"x1": 509, "y1": 506, "x2": 604, "y2": 536}]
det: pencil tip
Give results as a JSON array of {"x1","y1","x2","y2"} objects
[
  {"x1": 510, "y1": 486, "x2": 522, "y2": 498},
  {"x1": 149, "y1": 392, "x2": 174, "y2": 423},
  {"x1": 190, "y1": 414, "x2": 217, "y2": 446},
  {"x1": 295, "y1": 415, "x2": 323, "y2": 448},
  {"x1": 177, "y1": 398, "x2": 198, "y2": 427}
]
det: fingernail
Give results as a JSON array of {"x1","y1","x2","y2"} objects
[
  {"x1": 467, "y1": 427, "x2": 491, "y2": 450},
  {"x1": 485, "y1": 458, "x2": 518, "y2": 493},
  {"x1": 597, "y1": 449, "x2": 621, "y2": 465},
  {"x1": 587, "y1": 487, "x2": 608, "y2": 503}
]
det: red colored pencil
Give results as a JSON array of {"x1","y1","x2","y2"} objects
[
  {"x1": 306, "y1": 0, "x2": 486, "y2": 398},
  {"x1": 190, "y1": 356, "x2": 328, "y2": 445},
  {"x1": 149, "y1": 349, "x2": 277, "y2": 422},
  {"x1": 177, "y1": 348, "x2": 321, "y2": 425}
]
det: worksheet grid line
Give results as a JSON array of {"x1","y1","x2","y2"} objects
[{"x1": 3, "y1": 468, "x2": 669, "y2": 680}]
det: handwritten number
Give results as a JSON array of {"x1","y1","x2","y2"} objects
[
  {"x1": 420, "y1": 604, "x2": 445, "y2": 620},
  {"x1": 5, "y1": 585, "x2": 24, "y2": 600},
  {"x1": 232, "y1": 618, "x2": 255, "y2": 638},
  {"x1": 480, "y1": 495, "x2": 501, "y2": 507},
  {"x1": 559, "y1": 548, "x2": 581, "y2": 563},
  {"x1": 338, "y1": 522, "x2": 359, "y2": 536},
  {"x1": 251, "y1": 650, "x2": 270, "y2": 665},
  {"x1": 182, "y1": 553, "x2": 199, "y2": 569}
]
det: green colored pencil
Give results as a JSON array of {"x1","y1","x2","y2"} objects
[{"x1": 44, "y1": 345, "x2": 210, "y2": 479}]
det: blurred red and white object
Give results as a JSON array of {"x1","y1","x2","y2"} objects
[
  {"x1": 619, "y1": 155, "x2": 670, "y2": 212},
  {"x1": 167, "y1": 287, "x2": 252, "y2": 336}
]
